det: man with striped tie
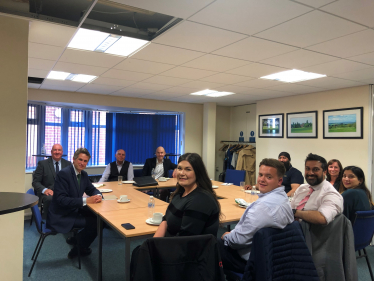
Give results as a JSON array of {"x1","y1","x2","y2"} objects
[{"x1": 291, "y1": 153, "x2": 343, "y2": 225}]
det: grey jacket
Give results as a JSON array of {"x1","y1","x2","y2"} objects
[
  {"x1": 300, "y1": 214, "x2": 358, "y2": 281},
  {"x1": 32, "y1": 157, "x2": 72, "y2": 197}
]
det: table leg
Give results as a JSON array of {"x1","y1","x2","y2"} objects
[
  {"x1": 97, "y1": 216, "x2": 103, "y2": 281},
  {"x1": 124, "y1": 237, "x2": 131, "y2": 281}
]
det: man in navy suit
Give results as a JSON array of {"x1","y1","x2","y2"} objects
[{"x1": 47, "y1": 147, "x2": 102, "y2": 259}]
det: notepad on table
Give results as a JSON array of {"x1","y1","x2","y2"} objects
[{"x1": 103, "y1": 195, "x2": 117, "y2": 200}]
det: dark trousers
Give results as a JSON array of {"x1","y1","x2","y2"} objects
[
  {"x1": 217, "y1": 239, "x2": 247, "y2": 273},
  {"x1": 40, "y1": 194, "x2": 52, "y2": 220},
  {"x1": 72, "y1": 206, "x2": 98, "y2": 248}
]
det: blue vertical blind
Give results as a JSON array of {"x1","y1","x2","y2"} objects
[{"x1": 106, "y1": 113, "x2": 181, "y2": 164}]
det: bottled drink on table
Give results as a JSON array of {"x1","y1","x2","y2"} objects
[{"x1": 148, "y1": 195, "x2": 155, "y2": 219}]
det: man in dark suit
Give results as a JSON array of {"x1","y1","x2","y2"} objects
[
  {"x1": 32, "y1": 144, "x2": 72, "y2": 219},
  {"x1": 142, "y1": 146, "x2": 177, "y2": 201},
  {"x1": 47, "y1": 147, "x2": 102, "y2": 259}
]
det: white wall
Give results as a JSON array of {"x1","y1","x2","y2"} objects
[
  {"x1": 203, "y1": 103, "x2": 216, "y2": 178},
  {"x1": 256, "y1": 85, "x2": 371, "y2": 187}
]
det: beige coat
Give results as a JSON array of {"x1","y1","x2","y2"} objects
[{"x1": 236, "y1": 145, "x2": 256, "y2": 185}]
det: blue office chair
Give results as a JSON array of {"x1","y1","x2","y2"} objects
[
  {"x1": 353, "y1": 210, "x2": 374, "y2": 281},
  {"x1": 26, "y1": 188, "x2": 82, "y2": 276},
  {"x1": 134, "y1": 169, "x2": 143, "y2": 178},
  {"x1": 225, "y1": 170, "x2": 246, "y2": 187}
]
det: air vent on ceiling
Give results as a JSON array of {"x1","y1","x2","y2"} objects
[{"x1": 28, "y1": 77, "x2": 44, "y2": 84}]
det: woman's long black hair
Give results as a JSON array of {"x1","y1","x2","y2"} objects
[{"x1": 170, "y1": 153, "x2": 223, "y2": 220}]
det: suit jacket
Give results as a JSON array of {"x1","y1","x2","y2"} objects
[
  {"x1": 141, "y1": 157, "x2": 177, "y2": 177},
  {"x1": 32, "y1": 157, "x2": 72, "y2": 197},
  {"x1": 46, "y1": 165, "x2": 101, "y2": 233}
]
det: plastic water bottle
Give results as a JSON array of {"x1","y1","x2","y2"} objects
[
  {"x1": 148, "y1": 196, "x2": 155, "y2": 219},
  {"x1": 41, "y1": 144, "x2": 46, "y2": 155}
]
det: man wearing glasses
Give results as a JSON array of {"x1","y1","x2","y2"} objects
[{"x1": 291, "y1": 153, "x2": 343, "y2": 225}]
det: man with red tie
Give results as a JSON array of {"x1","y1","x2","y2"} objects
[{"x1": 291, "y1": 153, "x2": 343, "y2": 224}]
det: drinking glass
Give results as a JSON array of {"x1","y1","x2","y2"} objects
[
  {"x1": 240, "y1": 181, "x2": 245, "y2": 192},
  {"x1": 118, "y1": 175, "x2": 123, "y2": 185}
]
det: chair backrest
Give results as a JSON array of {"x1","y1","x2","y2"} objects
[
  {"x1": 133, "y1": 234, "x2": 225, "y2": 281},
  {"x1": 26, "y1": 188, "x2": 44, "y2": 234},
  {"x1": 168, "y1": 169, "x2": 174, "y2": 178},
  {"x1": 353, "y1": 210, "x2": 374, "y2": 251},
  {"x1": 225, "y1": 169, "x2": 246, "y2": 186},
  {"x1": 244, "y1": 221, "x2": 319, "y2": 281}
]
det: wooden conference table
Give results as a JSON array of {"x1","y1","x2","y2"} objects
[{"x1": 88, "y1": 179, "x2": 258, "y2": 281}]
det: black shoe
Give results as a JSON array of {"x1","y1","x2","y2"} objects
[
  {"x1": 68, "y1": 247, "x2": 92, "y2": 259},
  {"x1": 66, "y1": 236, "x2": 77, "y2": 245}
]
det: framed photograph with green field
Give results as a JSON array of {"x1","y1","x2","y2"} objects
[
  {"x1": 287, "y1": 111, "x2": 317, "y2": 138},
  {"x1": 258, "y1": 113, "x2": 284, "y2": 138},
  {"x1": 323, "y1": 107, "x2": 363, "y2": 139}
]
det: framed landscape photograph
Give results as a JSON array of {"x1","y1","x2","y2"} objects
[
  {"x1": 258, "y1": 113, "x2": 284, "y2": 138},
  {"x1": 323, "y1": 107, "x2": 363, "y2": 139},
  {"x1": 287, "y1": 111, "x2": 317, "y2": 138}
]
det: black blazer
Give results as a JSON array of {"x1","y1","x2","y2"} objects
[
  {"x1": 46, "y1": 165, "x2": 101, "y2": 233},
  {"x1": 141, "y1": 157, "x2": 177, "y2": 177}
]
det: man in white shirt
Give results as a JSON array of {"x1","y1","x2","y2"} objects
[
  {"x1": 291, "y1": 153, "x2": 343, "y2": 225},
  {"x1": 99, "y1": 149, "x2": 134, "y2": 182}
]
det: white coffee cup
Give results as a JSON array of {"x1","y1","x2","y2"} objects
[
  {"x1": 152, "y1": 212, "x2": 163, "y2": 223},
  {"x1": 119, "y1": 195, "x2": 128, "y2": 202}
]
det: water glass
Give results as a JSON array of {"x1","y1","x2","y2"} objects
[
  {"x1": 240, "y1": 181, "x2": 245, "y2": 192},
  {"x1": 118, "y1": 175, "x2": 123, "y2": 185}
]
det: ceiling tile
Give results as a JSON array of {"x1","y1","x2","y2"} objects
[
  {"x1": 267, "y1": 83, "x2": 326, "y2": 94},
  {"x1": 91, "y1": 77, "x2": 136, "y2": 87},
  {"x1": 28, "y1": 68, "x2": 50, "y2": 78},
  {"x1": 40, "y1": 80, "x2": 84, "y2": 91},
  {"x1": 296, "y1": 77, "x2": 365, "y2": 89},
  {"x1": 348, "y1": 52, "x2": 374, "y2": 66},
  {"x1": 200, "y1": 73, "x2": 251, "y2": 84},
  {"x1": 130, "y1": 82, "x2": 173, "y2": 91},
  {"x1": 153, "y1": 21, "x2": 247, "y2": 53},
  {"x1": 235, "y1": 78, "x2": 285, "y2": 88},
  {"x1": 143, "y1": 75, "x2": 192, "y2": 86},
  {"x1": 302, "y1": 59, "x2": 373, "y2": 75},
  {"x1": 189, "y1": 0, "x2": 312, "y2": 35},
  {"x1": 321, "y1": 0, "x2": 374, "y2": 27},
  {"x1": 161, "y1": 66, "x2": 217, "y2": 80},
  {"x1": 260, "y1": 49, "x2": 338, "y2": 69},
  {"x1": 167, "y1": 95, "x2": 206, "y2": 103},
  {"x1": 226, "y1": 62, "x2": 287, "y2": 78},
  {"x1": 179, "y1": 80, "x2": 225, "y2": 90},
  {"x1": 307, "y1": 29, "x2": 374, "y2": 58},
  {"x1": 214, "y1": 84, "x2": 262, "y2": 94},
  {"x1": 114, "y1": 58, "x2": 175, "y2": 74},
  {"x1": 29, "y1": 21, "x2": 76, "y2": 47},
  {"x1": 28, "y1": 83, "x2": 40, "y2": 89},
  {"x1": 182, "y1": 54, "x2": 249, "y2": 72},
  {"x1": 29, "y1": 43, "x2": 64, "y2": 61},
  {"x1": 101, "y1": 69, "x2": 153, "y2": 81},
  {"x1": 131, "y1": 43, "x2": 204, "y2": 65},
  {"x1": 110, "y1": 87, "x2": 154, "y2": 98},
  {"x1": 293, "y1": 0, "x2": 336, "y2": 8},
  {"x1": 110, "y1": 0, "x2": 215, "y2": 19},
  {"x1": 331, "y1": 67, "x2": 374, "y2": 81},
  {"x1": 29, "y1": 58, "x2": 55, "y2": 71},
  {"x1": 53, "y1": 62, "x2": 108, "y2": 76},
  {"x1": 162, "y1": 86, "x2": 200, "y2": 95},
  {"x1": 77, "y1": 84, "x2": 124, "y2": 95},
  {"x1": 60, "y1": 49, "x2": 125, "y2": 68},
  {"x1": 213, "y1": 37, "x2": 297, "y2": 62},
  {"x1": 256, "y1": 11, "x2": 365, "y2": 48}
]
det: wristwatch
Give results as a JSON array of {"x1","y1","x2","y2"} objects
[{"x1": 292, "y1": 209, "x2": 297, "y2": 215}]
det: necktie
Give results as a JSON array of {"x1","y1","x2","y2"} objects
[
  {"x1": 296, "y1": 187, "x2": 314, "y2": 210},
  {"x1": 55, "y1": 162, "x2": 59, "y2": 173},
  {"x1": 77, "y1": 174, "x2": 81, "y2": 189}
]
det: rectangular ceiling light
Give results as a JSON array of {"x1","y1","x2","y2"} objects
[
  {"x1": 47, "y1": 71, "x2": 71, "y2": 80},
  {"x1": 206, "y1": 91, "x2": 235, "y2": 97},
  {"x1": 70, "y1": 74, "x2": 97, "y2": 83},
  {"x1": 105, "y1": 36, "x2": 149, "y2": 56},
  {"x1": 190, "y1": 89, "x2": 218, "y2": 96},
  {"x1": 95, "y1": 35, "x2": 121, "y2": 52},
  {"x1": 68, "y1": 29, "x2": 110, "y2": 51},
  {"x1": 261, "y1": 69, "x2": 326, "y2": 83}
]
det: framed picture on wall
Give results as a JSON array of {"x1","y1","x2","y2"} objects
[
  {"x1": 323, "y1": 107, "x2": 363, "y2": 139},
  {"x1": 258, "y1": 113, "x2": 284, "y2": 138},
  {"x1": 286, "y1": 111, "x2": 318, "y2": 138}
]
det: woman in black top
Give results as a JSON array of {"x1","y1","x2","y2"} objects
[
  {"x1": 339, "y1": 166, "x2": 373, "y2": 225},
  {"x1": 326, "y1": 159, "x2": 343, "y2": 191},
  {"x1": 154, "y1": 153, "x2": 221, "y2": 237}
]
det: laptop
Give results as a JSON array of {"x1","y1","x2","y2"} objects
[{"x1": 133, "y1": 176, "x2": 158, "y2": 187}]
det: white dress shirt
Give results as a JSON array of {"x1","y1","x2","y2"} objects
[
  {"x1": 290, "y1": 180, "x2": 343, "y2": 224},
  {"x1": 99, "y1": 162, "x2": 134, "y2": 182},
  {"x1": 154, "y1": 159, "x2": 164, "y2": 179}
]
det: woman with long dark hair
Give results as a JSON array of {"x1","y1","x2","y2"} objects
[
  {"x1": 326, "y1": 159, "x2": 343, "y2": 191},
  {"x1": 154, "y1": 153, "x2": 221, "y2": 237},
  {"x1": 339, "y1": 166, "x2": 373, "y2": 224}
]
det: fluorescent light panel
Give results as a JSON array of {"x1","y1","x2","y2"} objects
[
  {"x1": 190, "y1": 89, "x2": 218, "y2": 96},
  {"x1": 68, "y1": 28, "x2": 149, "y2": 57},
  {"x1": 47, "y1": 71, "x2": 71, "y2": 80},
  {"x1": 190, "y1": 89, "x2": 235, "y2": 97},
  {"x1": 71, "y1": 74, "x2": 97, "y2": 83},
  {"x1": 47, "y1": 71, "x2": 97, "y2": 83},
  {"x1": 261, "y1": 69, "x2": 326, "y2": 83}
]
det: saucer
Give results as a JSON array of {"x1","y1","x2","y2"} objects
[
  {"x1": 212, "y1": 185, "x2": 219, "y2": 189},
  {"x1": 117, "y1": 199, "x2": 131, "y2": 203},
  {"x1": 98, "y1": 189, "x2": 112, "y2": 193},
  {"x1": 146, "y1": 218, "x2": 161, "y2": 225},
  {"x1": 238, "y1": 204, "x2": 247, "y2": 208}
]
